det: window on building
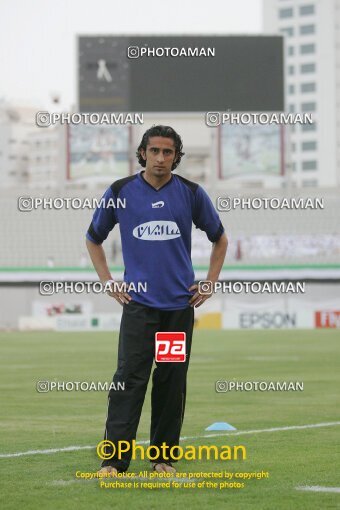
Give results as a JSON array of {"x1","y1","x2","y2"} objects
[
  {"x1": 299, "y1": 4, "x2": 315, "y2": 16},
  {"x1": 301, "y1": 63, "x2": 315, "y2": 73},
  {"x1": 302, "y1": 160, "x2": 317, "y2": 170},
  {"x1": 288, "y1": 46, "x2": 295, "y2": 56},
  {"x1": 280, "y1": 27, "x2": 294, "y2": 37},
  {"x1": 301, "y1": 82, "x2": 316, "y2": 93},
  {"x1": 288, "y1": 84, "x2": 295, "y2": 94},
  {"x1": 301, "y1": 102, "x2": 316, "y2": 111},
  {"x1": 301, "y1": 123, "x2": 316, "y2": 131},
  {"x1": 302, "y1": 141, "x2": 317, "y2": 151},
  {"x1": 302, "y1": 179, "x2": 318, "y2": 187},
  {"x1": 279, "y1": 7, "x2": 293, "y2": 18},
  {"x1": 300, "y1": 43, "x2": 315, "y2": 54},
  {"x1": 289, "y1": 104, "x2": 295, "y2": 112},
  {"x1": 288, "y1": 65, "x2": 295, "y2": 75},
  {"x1": 291, "y1": 143, "x2": 296, "y2": 152},
  {"x1": 300, "y1": 24, "x2": 315, "y2": 35}
]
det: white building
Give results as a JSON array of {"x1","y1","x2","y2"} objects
[
  {"x1": 0, "y1": 103, "x2": 35, "y2": 188},
  {"x1": 263, "y1": 0, "x2": 340, "y2": 188},
  {"x1": 0, "y1": 101, "x2": 67, "y2": 190},
  {"x1": 27, "y1": 124, "x2": 67, "y2": 190}
]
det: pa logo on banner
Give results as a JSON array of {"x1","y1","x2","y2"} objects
[{"x1": 155, "y1": 332, "x2": 186, "y2": 362}]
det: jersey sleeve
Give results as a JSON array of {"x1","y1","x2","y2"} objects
[
  {"x1": 86, "y1": 187, "x2": 118, "y2": 245},
  {"x1": 193, "y1": 185, "x2": 225, "y2": 242}
]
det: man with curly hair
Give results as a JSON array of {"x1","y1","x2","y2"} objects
[{"x1": 86, "y1": 125, "x2": 227, "y2": 475}]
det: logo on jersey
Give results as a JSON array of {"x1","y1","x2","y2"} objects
[
  {"x1": 152, "y1": 201, "x2": 164, "y2": 208},
  {"x1": 133, "y1": 221, "x2": 181, "y2": 241},
  {"x1": 155, "y1": 332, "x2": 186, "y2": 362}
]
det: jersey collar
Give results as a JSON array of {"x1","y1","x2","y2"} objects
[{"x1": 139, "y1": 170, "x2": 174, "y2": 192}]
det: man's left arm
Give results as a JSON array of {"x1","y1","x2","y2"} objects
[{"x1": 189, "y1": 232, "x2": 228, "y2": 308}]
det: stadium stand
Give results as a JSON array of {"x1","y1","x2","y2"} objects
[{"x1": 1, "y1": 190, "x2": 339, "y2": 268}]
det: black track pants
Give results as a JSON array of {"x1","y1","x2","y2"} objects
[{"x1": 101, "y1": 301, "x2": 195, "y2": 471}]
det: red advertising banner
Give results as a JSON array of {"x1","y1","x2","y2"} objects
[{"x1": 315, "y1": 311, "x2": 340, "y2": 328}]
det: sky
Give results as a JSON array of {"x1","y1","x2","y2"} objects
[{"x1": 0, "y1": 0, "x2": 263, "y2": 110}]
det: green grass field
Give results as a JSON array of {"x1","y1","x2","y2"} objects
[{"x1": 0, "y1": 329, "x2": 339, "y2": 510}]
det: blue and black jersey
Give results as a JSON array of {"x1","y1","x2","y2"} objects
[{"x1": 86, "y1": 171, "x2": 224, "y2": 310}]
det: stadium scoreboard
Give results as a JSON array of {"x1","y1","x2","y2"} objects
[{"x1": 78, "y1": 35, "x2": 284, "y2": 112}]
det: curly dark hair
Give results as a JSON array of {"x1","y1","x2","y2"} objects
[{"x1": 136, "y1": 125, "x2": 185, "y2": 170}]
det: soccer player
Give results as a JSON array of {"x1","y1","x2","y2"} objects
[{"x1": 86, "y1": 125, "x2": 227, "y2": 475}]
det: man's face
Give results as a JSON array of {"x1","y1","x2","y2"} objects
[{"x1": 140, "y1": 136, "x2": 177, "y2": 178}]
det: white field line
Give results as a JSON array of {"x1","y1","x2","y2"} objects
[
  {"x1": 296, "y1": 486, "x2": 340, "y2": 494},
  {"x1": 1, "y1": 421, "x2": 340, "y2": 459}
]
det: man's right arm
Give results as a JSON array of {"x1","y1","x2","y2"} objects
[
  {"x1": 86, "y1": 239, "x2": 131, "y2": 305},
  {"x1": 86, "y1": 187, "x2": 131, "y2": 305},
  {"x1": 85, "y1": 187, "x2": 116, "y2": 283},
  {"x1": 86, "y1": 238, "x2": 113, "y2": 284}
]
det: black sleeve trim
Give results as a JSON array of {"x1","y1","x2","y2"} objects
[
  {"x1": 208, "y1": 221, "x2": 225, "y2": 243},
  {"x1": 175, "y1": 174, "x2": 199, "y2": 194},
  {"x1": 87, "y1": 222, "x2": 103, "y2": 244},
  {"x1": 110, "y1": 174, "x2": 137, "y2": 198}
]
